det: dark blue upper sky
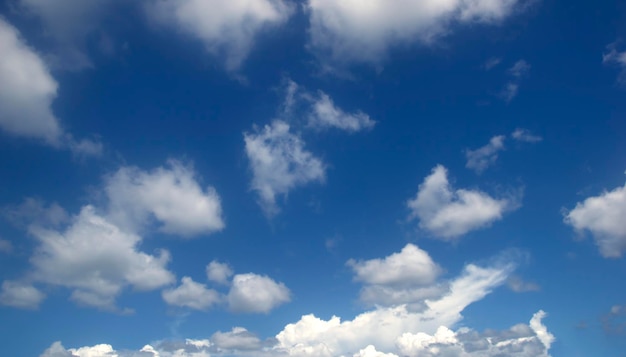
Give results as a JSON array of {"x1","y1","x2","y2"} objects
[{"x1": 0, "y1": 0, "x2": 625, "y2": 356}]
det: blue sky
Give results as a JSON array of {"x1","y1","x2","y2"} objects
[{"x1": 1, "y1": 0, "x2": 626, "y2": 356}]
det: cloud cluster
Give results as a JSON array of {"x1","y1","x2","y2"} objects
[
  {"x1": 147, "y1": 0, "x2": 293, "y2": 71},
  {"x1": 40, "y1": 245, "x2": 552, "y2": 356},
  {"x1": 407, "y1": 165, "x2": 518, "y2": 239},
  {"x1": 0, "y1": 18, "x2": 102, "y2": 156},
  {"x1": 564, "y1": 179, "x2": 626, "y2": 258},
  {"x1": 1, "y1": 161, "x2": 225, "y2": 310},
  {"x1": 307, "y1": 0, "x2": 526, "y2": 67}
]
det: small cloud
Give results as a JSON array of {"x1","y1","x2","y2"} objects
[
  {"x1": 162, "y1": 277, "x2": 222, "y2": 311},
  {"x1": 512, "y1": 128, "x2": 543, "y2": 143},
  {"x1": 507, "y1": 276, "x2": 540, "y2": 292},
  {"x1": 500, "y1": 59, "x2": 531, "y2": 103},
  {"x1": 601, "y1": 304, "x2": 626, "y2": 335},
  {"x1": 483, "y1": 57, "x2": 502, "y2": 70},
  {"x1": 508, "y1": 59, "x2": 531, "y2": 78},
  {"x1": 0, "y1": 280, "x2": 46, "y2": 309},
  {"x1": 465, "y1": 135, "x2": 506, "y2": 174},
  {"x1": 227, "y1": 273, "x2": 291, "y2": 313},
  {"x1": 603, "y1": 42, "x2": 626, "y2": 85},
  {"x1": 206, "y1": 260, "x2": 234, "y2": 285}
]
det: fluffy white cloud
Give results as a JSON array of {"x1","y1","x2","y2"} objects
[
  {"x1": 564, "y1": 180, "x2": 626, "y2": 258},
  {"x1": 603, "y1": 43, "x2": 626, "y2": 85},
  {"x1": 512, "y1": 128, "x2": 542, "y2": 143},
  {"x1": 0, "y1": 18, "x2": 103, "y2": 154},
  {"x1": 244, "y1": 121, "x2": 325, "y2": 215},
  {"x1": 228, "y1": 273, "x2": 291, "y2": 313},
  {"x1": 206, "y1": 260, "x2": 234, "y2": 285},
  {"x1": 0, "y1": 18, "x2": 62, "y2": 144},
  {"x1": 306, "y1": 0, "x2": 525, "y2": 67},
  {"x1": 307, "y1": 92, "x2": 376, "y2": 132},
  {"x1": 501, "y1": 59, "x2": 530, "y2": 102},
  {"x1": 0, "y1": 280, "x2": 45, "y2": 309},
  {"x1": 354, "y1": 345, "x2": 398, "y2": 357},
  {"x1": 147, "y1": 0, "x2": 293, "y2": 71},
  {"x1": 29, "y1": 205, "x2": 175, "y2": 310},
  {"x1": 211, "y1": 327, "x2": 263, "y2": 351},
  {"x1": 162, "y1": 277, "x2": 222, "y2": 310},
  {"x1": 407, "y1": 165, "x2": 516, "y2": 239},
  {"x1": 465, "y1": 135, "x2": 506, "y2": 173},
  {"x1": 347, "y1": 244, "x2": 443, "y2": 307},
  {"x1": 105, "y1": 160, "x2": 225, "y2": 237}
]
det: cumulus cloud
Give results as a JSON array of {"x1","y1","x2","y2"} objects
[
  {"x1": 407, "y1": 165, "x2": 517, "y2": 239},
  {"x1": 29, "y1": 205, "x2": 174, "y2": 311},
  {"x1": 162, "y1": 277, "x2": 222, "y2": 310},
  {"x1": 227, "y1": 273, "x2": 291, "y2": 313},
  {"x1": 206, "y1": 260, "x2": 234, "y2": 285},
  {"x1": 38, "y1": 247, "x2": 552, "y2": 357},
  {"x1": 105, "y1": 160, "x2": 225, "y2": 237},
  {"x1": 564, "y1": 179, "x2": 626, "y2": 258},
  {"x1": 0, "y1": 280, "x2": 45, "y2": 309},
  {"x1": 501, "y1": 59, "x2": 531, "y2": 102},
  {"x1": 244, "y1": 121, "x2": 325, "y2": 216},
  {"x1": 465, "y1": 135, "x2": 506, "y2": 173},
  {"x1": 0, "y1": 18, "x2": 102, "y2": 154},
  {"x1": 147, "y1": 0, "x2": 293, "y2": 71},
  {"x1": 306, "y1": 0, "x2": 526, "y2": 67},
  {"x1": 347, "y1": 244, "x2": 443, "y2": 308},
  {"x1": 512, "y1": 128, "x2": 542, "y2": 143},
  {"x1": 603, "y1": 43, "x2": 626, "y2": 85}
]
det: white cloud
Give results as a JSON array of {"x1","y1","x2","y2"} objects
[
  {"x1": 105, "y1": 160, "x2": 225, "y2": 237},
  {"x1": 0, "y1": 18, "x2": 103, "y2": 154},
  {"x1": 512, "y1": 128, "x2": 542, "y2": 143},
  {"x1": 147, "y1": 0, "x2": 293, "y2": 71},
  {"x1": 162, "y1": 277, "x2": 222, "y2": 310},
  {"x1": 501, "y1": 59, "x2": 530, "y2": 102},
  {"x1": 29, "y1": 205, "x2": 175, "y2": 310},
  {"x1": 407, "y1": 165, "x2": 516, "y2": 239},
  {"x1": 483, "y1": 57, "x2": 502, "y2": 70},
  {"x1": 206, "y1": 260, "x2": 234, "y2": 285},
  {"x1": 244, "y1": 121, "x2": 325, "y2": 215},
  {"x1": 307, "y1": 92, "x2": 376, "y2": 132},
  {"x1": 564, "y1": 180, "x2": 626, "y2": 258},
  {"x1": 228, "y1": 273, "x2": 291, "y2": 313},
  {"x1": 0, "y1": 238, "x2": 13, "y2": 254},
  {"x1": 347, "y1": 244, "x2": 443, "y2": 308},
  {"x1": 0, "y1": 280, "x2": 45, "y2": 309},
  {"x1": 306, "y1": 0, "x2": 525, "y2": 67},
  {"x1": 211, "y1": 327, "x2": 263, "y2": 351},
  {"x1": 354, "y1": 345, "x2": 398, "y2": 357},
  {"x1": 603, "y1": 43, "x2": 626, "y2": 85},
  {"x1": 465, "y1": 135, "x2": 506, "y2": 173},
  {"x1": 0, "y1": 18, "x2": 62, "y2": 144}
]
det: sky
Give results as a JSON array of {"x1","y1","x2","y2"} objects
[{"x1": 0, "y1": 0, "x2": 626, "y2": 356}]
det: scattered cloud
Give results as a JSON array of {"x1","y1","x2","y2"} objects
[
  {"x1": 27, "y1": 205, "x2": 175, "y2": 311},
  {"x1": 105, "y1": 160, "x2": 225, "y2": 237},
  {"x1": 483, "y1": 57, "x2": 502, "y2": 70},
  {"x1": 564, "y1": 179, "x2": 626, "y2": 258},
  {"x1": 211, "y1": 327, "x2": 263, "y2": 351},
  {"x1": 465, "y1": 135, "x2": 506, "y2": 173},
  {"x1": 507, "y1": 276, "x2": 540, "y2": 292},
  {"x1": 306, "y1": 92, "x2": 376, "y2": 132},
  {"x1": 501, "y1": 59, "x2": 531, "y2": 102},
  {"x1": 227, "y1": 273, "x2": 291, "y2": 313},
  {"x1": 601, "y1": 304, "x2": 626, "y2": 335},
  {"x1": 408, "y1": 165, "x2": 518, "y2": 239},
  {"x1": 306, "y1": 0, "x2": 526, "y2": 68},
  {"x1": 603, "y1": 42, "x2": 626, "y2": 85},
  {"x1": 512, "y1": 128, "x2": 543, "y2": 143},
  {"x1": 244, "y1": 120, "x2": 325, "y2": 216},
  {"x1": 147, "y1": 0, "x2": 293, "y2": 71},
  {"x1": 162, "y1": 277, "x2": 222, "y2": 310},
  {"x1": 206, "y1": 260, "x2": 234, "y2": 285},
  {"x1": 0, "y1": 280, "x2": 45, "y2": 309},
  {"x1": 0, "y1": 238, "x2": 12, "y2": 254},
  {"x1": 0, "y1": 18, "x2": 102, "y2": 155},
  {"x1": 2, "y1": 197, "x2": 68, "y2": 228}
]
